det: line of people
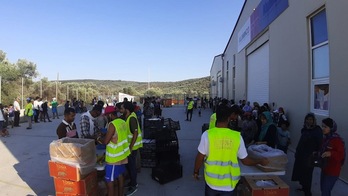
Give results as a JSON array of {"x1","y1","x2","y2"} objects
[{"x1": 204, "y1": 98, "x2": 345, "y2": 196}]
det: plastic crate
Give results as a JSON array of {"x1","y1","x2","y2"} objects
[
  {"x1": 163, "y1": 118, "x2": 181, "y2": 131},
  {"x1": 170, "y1": 120, "x2": 180, "y2": 131},
  {"x1": 156, "y1": 151, "x2": 180, "y2": 165},
  {"x1": 144, "y1": 118, "x2": 164, "y2": 130},
  {"x1": 141, "y1": 139, "x2": 156, "y2": 151},
  {"x1": 155, "y1": 129, "x2": 178, "y2": 152},
  {"x1": 143, "y1": 127, "x2": 162, "y2": 139},
  {"x1": 152, "y1": 163, "x2": 183, "y2": 184},
  {"x1": 141, "y1": 158, "x2": 157, "y2": 168}
]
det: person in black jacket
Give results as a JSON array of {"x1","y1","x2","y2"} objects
[
  {"x1": 291, "y1": 113, "x2": 323, "y2": 196},
  {"x1": 41, "y1": 101, "x2": 52, "y2": 122},
  {"x1": 255, "y1": 111, "x2": 277, "y2": 148}
]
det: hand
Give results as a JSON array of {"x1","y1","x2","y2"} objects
[
  {"x1": 321, "y1": 151, "x2": 331, "y2": 158},
  {"x1": 192, "y1": 172, "x2": 200, "y2": 180}
]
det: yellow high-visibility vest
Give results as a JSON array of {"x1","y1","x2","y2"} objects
[
  {"x1": 188, "y1": 101, "x2": 194, "y2": 110},
  {"x1": 204, "y1": 127, "x2": 241, "y2": 190},
  {"x1": 105, "y1": 118, "x2": 130, "y2": 163},
  {"x1": 126, "y1": 112, "x2": 143, "y2": 150}
]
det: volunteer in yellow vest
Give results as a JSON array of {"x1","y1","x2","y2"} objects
[
  {"x1": 186, "y1": 98, "x2": 194, "y2": 121},
  {"x1": 193, "y1": 104, "x2": 269, "y2": 195},
  {"x1": 120, "y1": 101, "x2": 143, "y2": 196},
  {"x1": 99, "y1": 106, "x2": 130, "y2": 196},
  {"x1": 24, "y1": 98, "x2": 34, "y2": 129}
]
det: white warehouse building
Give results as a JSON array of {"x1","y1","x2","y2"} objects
[{"x1": 210, "y1": 0, "x2": 348, "y2": 181}]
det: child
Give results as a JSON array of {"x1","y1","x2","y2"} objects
[{"x1": 277, "y1": 120, "x2": 291, "y2": 153}]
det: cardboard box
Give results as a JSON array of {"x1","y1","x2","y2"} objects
[
  {"x1": 50, "y1": 138, "x2": 96, "y2": 166},
  {"x1": 48, "y1": 160, "x2": 96, "y2": 181},
  {"x1": 55, "y1": 186, "x2": 97, "y2": 196},
  {"x1": 242, "y1": 175, "x2": 289, "y2": 196},
  {"x1": 54, "y1": 170, "x2": 97, "y2": 195}
]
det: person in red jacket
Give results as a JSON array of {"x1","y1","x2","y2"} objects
[{"x1": 320, "y1": 118, "x2": 345, "y2": 196}]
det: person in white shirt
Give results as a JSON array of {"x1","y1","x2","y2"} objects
[
  {"x1": 33, "y1": 96, "x2": 40, "y2": 123},
  {"x1": 13, "y1": 97, "x2": 21, "y2": 127}
]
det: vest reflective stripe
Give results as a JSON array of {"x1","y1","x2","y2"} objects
[
  {"x1": 105, "y1": 119, "x2": 130, "y2": 163},
  {"x1": 205, "y1": 171, "x2": 240, "y2": 181},
  {"x1": 209, "y1": 113, "x2": 216, "y2": 129},
  {"x1": 205, "y1": 160, "x2": 239, "y2": 167},
  {"x1": 204, "y1": 128, "x2": 241, "y2": 190},
  {"x1": 126, "y1": 112, "x2": 143, "y2": 150},
  {"x1": 106, "y1": 147, "x2": 130, "y2": 158}
]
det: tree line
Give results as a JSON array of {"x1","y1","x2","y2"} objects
[{"x1": 0, "y1": 50, "x2": 210, "y2": 106}]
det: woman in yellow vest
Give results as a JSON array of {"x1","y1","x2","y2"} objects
[
  {"x1": 99, "y1": 106, "x2": 130, "y2": 196},
  {"x1": 193, "y1": 105, "x2": 269, "y2": 195}
]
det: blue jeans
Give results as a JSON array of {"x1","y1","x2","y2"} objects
[
  {"x1": 320, "y1": 172, "x2": 338, "y2": 196},
  {"x1": 205, "y1": 183, "x2": 234, "y2": 196},
  {"x1": 126, "y1": 150, "x2": 138, "y2": 186}
]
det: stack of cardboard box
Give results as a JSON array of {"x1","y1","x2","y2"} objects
[{"x1": 48, "y1": 138, "x2": 98, "y2": 195}]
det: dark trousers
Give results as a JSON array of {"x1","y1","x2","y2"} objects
[
  {"x1": 300, "y1": 167, "x2": 314, "y2": 196},
  {"x1": 126, "y1": 150, "x2": 138, "y2": 186},
  {"x1": 34, "y1": 109, "x2": 39, "y2": 122},
  {"x1": 186, "y1": 109, "x2": 193, "y2": 121},
  {"x1": 320, "y1": 172, "x2": 338, "y2": 196},
  {"x1": 14, "y1": 111, "x2": 20, "y2": 126},
  {"x1": 205, "y1": 183, "x2": 234, "y2": 196},
  {"x1": 41, "y1": 111, "x2": 51, "y2": 121}
]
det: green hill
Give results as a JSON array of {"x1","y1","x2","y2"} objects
[{"x1": 60, "y1": 76, "x2": 210, "y2": 100}]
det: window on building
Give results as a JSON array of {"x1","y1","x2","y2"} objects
[{"x1": 310, "y1": 9, "x2": 329, "y2": 115}]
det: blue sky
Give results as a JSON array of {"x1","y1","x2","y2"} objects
[{"x1": 1, "y1": 0, "x2": 244, "y2": 82}]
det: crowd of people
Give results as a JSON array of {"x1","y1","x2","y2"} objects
[
  {"x1": 2, "y1": 95, "x2": 345, "y2": 195},
  {"x1": 0, "y1": 96, "x2": 60, "y2": 136},
  {"x1": 56, "y1": 98, "x2": 146, "y2": 196},
  {"x1": 200, "y1": 98, "x2": 345, "y2": 196}
]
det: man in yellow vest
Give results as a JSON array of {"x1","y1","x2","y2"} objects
[
  {"x1": 193, "y1": 104, "x2": 269, "y2": 195},
  {"x1": 186, "y1": 98, "x2": 194, "y2": 121},
  {"x1": 98, "y1": 106, "x2": 130, "y2": 196},
  {"x1": 120, "y1": 101, "x2": 143, "y2": 196}
]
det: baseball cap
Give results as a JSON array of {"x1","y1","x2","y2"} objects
[{"x1": 104, "y1": 106, "x2": 116, "y2": 115}]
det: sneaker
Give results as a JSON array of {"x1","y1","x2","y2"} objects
[
  {"x1": 124, "y1": 183, "x2": 138, "y2": 189},
  {"x1": 125, "y1": 186, "x2": 138, "y2": 196}
]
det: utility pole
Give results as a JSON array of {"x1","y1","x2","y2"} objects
[
  {"x1": 40, "y1": 79, "x2": 42, "y2": 98},
  {"x1": 67, "y1": 85, "x2": 69, "y2": 101},
  {"x1": 21, "y1": 78, "x2": 24, "y2": 109},
  {"x1": 56, "y1": 72, "x2": 59, "y2": 99}
]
